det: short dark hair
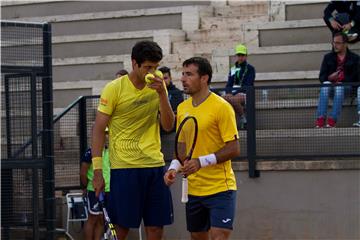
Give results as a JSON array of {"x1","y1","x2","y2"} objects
[
  {"x1": 116, "y1": 69, "x2": 128, "y2": 77},
  {"x1": 131, "y1": 40, "x2": 163, "y2": 66},
  {"x1": 158, "y1": 66, "x2": 171, "y2": 76},
  {"x1": 183, "y1": 57, "x2": 212, "y2": 84},
  {"x1": 334, "y1": 32, "x2": 348, "y2": 43}
]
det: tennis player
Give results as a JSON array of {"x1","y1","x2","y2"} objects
[
  {"x1": 92, "y1": 40, "x2": 175, "y2": 240},
  {"x1": 164, "y1": 57, "x2": 240, "y2": 240}
]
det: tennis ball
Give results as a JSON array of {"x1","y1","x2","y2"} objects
[{"x1": 145, "y1": 70, "x2": 163, "y2": 84}]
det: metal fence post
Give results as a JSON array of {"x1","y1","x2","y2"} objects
[
  {"x1": 79, "y1": 97, "x2": 88, "y2": 165},
  {"x1": 42, "y1": 22, "x2": 55, "y2": 240},
  {"x1": 246, "y1": 86, "x2": 260, "y2": 178}
]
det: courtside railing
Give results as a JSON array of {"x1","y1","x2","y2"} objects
[{"x1": 52, "y1": 83, "x2": 359, "y2": 188}]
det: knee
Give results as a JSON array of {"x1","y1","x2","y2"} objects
[{"x1": 145, "y1": 226, "x2": 163, "y2": 239}]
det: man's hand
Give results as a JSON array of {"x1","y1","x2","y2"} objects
[
  {"x1": 330, "y1": 19, "x2": 342, "y2": 31},
  {"x1": 328, "y1": 71, "x2": 339, "y2": 82},
  {"x1": 147, "y1": 75, "x2": 166, "y2": 95},
  {"x1": 342, "y1": 22, "x2": 352, "y2": 31},
  {"x1": 164, "y1": 169, "x2": 177, "y2": 186},
  {"x1": 182, "y1": 159, "x2": 201, "y2": 177},
  {"x1": 93, "y1": 169, "x2": 105, "y2": 197}
]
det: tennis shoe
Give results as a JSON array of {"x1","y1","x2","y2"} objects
[
  {"x1": 326, "y1": 117, "x2": 336, "y2": 128},
  {"x1": 315, "y1": 117, "x2": 325, "y2": 128}
]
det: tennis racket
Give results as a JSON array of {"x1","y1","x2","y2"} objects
[
  {"x1": 175, "y1": 116, "x2": 198, "y2": 203},
  {"x1": 99, "y1": 192, "x2": 118, "y2": 240}
]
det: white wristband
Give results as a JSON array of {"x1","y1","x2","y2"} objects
[
  {"x1": 198, "y1": 154, "x2": 217, "y2": 168},
  {"x1": 168, "y1": 159, "x2": 181, "y2": 172}
]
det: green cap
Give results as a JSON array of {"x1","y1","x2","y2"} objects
[{"x1": 235, "y1": 44, "x2": 247, "y2": 55}]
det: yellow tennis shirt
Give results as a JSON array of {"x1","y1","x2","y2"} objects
[
  {"x1": 177, "y1": 92, "x2": 238, "y2": 196},
  {"x1": 98, "y1": 75, "x2": 165, "y2": 169}
]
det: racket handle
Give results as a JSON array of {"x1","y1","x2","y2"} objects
[{"x1": 181, "y1": 177, "x2": 188, "y2": 203}]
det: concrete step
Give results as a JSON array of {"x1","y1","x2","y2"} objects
[
  {"x1": 186, "y1": 28, "x2": 245, "y2": 42},
  {"x1": 214, "y1": 3, "x2": 268, "y2": 18},
  {"x1": 246, "y1": 19, "x2": 331, "y2": 47},
  {"x1": 53, "y1": 54, "x2": 130, "y2": 83},
  {"x1": 253, "y1": 127, "x2": 360, "y2": 156},
  {"x1": 8, "y1": 5, "x2": 213, "y2": 35},
  {"x1": 211, "y1": 70, "x2": 319, "y2": 87},
  {"x1": 285, "y1": 2, "x2": 327, "y2": 21},
  {"x1": 255, "y1": 99, "x2": 358, "y2": 130},
  {"x1": 53, "y1": 29, "x2": 185, "y2": 58},
  {"x1": 213, "y1": 43, "x2": 360, "y2": 75},
  {"x1": 2, "y1": 1, "x2": 210, "y2": 19},
  {"x1": 173, "y1": 39, "x2": 239, "y2": 56},
  {"x1": 200, "y1": 15, "x2": 268, "y2": 30}
]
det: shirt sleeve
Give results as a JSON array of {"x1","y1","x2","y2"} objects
[
  {"x1": 217, "y1": 101, "x2": 239, "y2": 143},
  {"x1": 98, "y1": 81, "x2": 117, "y2": 116}
]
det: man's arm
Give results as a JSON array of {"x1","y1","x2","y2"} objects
[
  {"x1": 319, "y1": 55, "x2": 331, "y2": 83},
  {"x1": 183, "y1": 139, "x2": 240, "y2": 176},
  {"x1": 91, "y1": 111, "x2": 111, "y2": 197},
  {"x1": 148, "y1": 75, "x2": 175, "y2": 132}
]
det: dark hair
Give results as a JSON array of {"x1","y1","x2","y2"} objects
[
  {"x1": 116, "y1": 69, "x2": 128, "y2": 77},
  {"x1": 158, "y1": 66, "x2": 171, "y2": 76},
  {"x1": 131, "y1": 40, "x2": 163, "y2": 66},
  {"x1": 183, "y1": 57, "x2": 212, "y2": 84},
  {"x1": 333, "y1": 32, "x2": 348, "y2": 43}
]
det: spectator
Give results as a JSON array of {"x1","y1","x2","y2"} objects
[
  {"x1": 315, "y1": 32, "x2": 360, "y2": 128},
  {"x1": 80, "y1": 128, "x2": 110, "y2": 240},
  {"x1": 223, "y1": 43, "x2": 255, "y2": 129},
  {"x1": 158, "y1": 66, "x2": 184, "y2": 113},
  {"x1": 92, "y1": 40, "x2": 175, "y2": 240},
  {"x1": 115, "y1": 69, "x2": 128, "y2": 78},
  {"x1": 164, "y1": 57, "x2": 240, "y2": 240},
  {"x1": 324, "y1": 1, "x2": 360, "y2": 42}
]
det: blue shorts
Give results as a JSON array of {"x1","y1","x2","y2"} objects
[
  {"x1": 108, "y1": 167, "x2": 173, "y2": 228},
  {"x1": 86, "y1": 191, "x2": 108, "y2": 215},
  {"x1": 186, "y1": 190, "x2": 236, "y2": 232}
]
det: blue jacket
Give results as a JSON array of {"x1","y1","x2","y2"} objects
[{"x1": 225, "y1": 61, "x2": 255, "y2": 94}]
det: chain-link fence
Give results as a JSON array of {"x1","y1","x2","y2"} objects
[{"x1": 1, "y1": 21, "x2": 54, "y2": 239}]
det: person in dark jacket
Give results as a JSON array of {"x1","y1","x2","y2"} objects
[
  {"x1": 223, "y1": 44, "x2": 255, "y2": 129},
  {"x1": 324, "y1": 1, "x2": 360, "y2": 42},
  {"x1": 158, "y1": 66, "x2": 184, "y2": 113},
  {"x1": 315, "y1": 32, "x2": 360, "y2": 128}
]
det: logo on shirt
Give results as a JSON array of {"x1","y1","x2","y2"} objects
[{"x1": 100, "y1": 98, "x2": 108, "y2": 106}]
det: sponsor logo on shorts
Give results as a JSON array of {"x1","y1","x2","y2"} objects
[{"x1": 222, "y1": 218, "x2": 231, "y2": 223}]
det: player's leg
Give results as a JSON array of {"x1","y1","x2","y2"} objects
[
  {"x1": 108, "y1": 168, "x2": 145, "y2": 239},
  {"x1": 186, "y1": 195, "x2": 210, "y2": 240},
  {"x1": 207, "y1": 190, "x2": 236, "y2": 240},
  {"x1": 143, "y1": 167, "x2": 173, "y2": 240},
  {"x1": 94, "y1": 215, "x2": 105, "y2": 240},
  {"x1": 114, "y1": 225, "x2": 129, "y2": 240},
  {"x1": 144, "y1": 226, "x2": 163, "y2": 240}
]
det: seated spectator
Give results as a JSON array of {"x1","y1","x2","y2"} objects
[
  {"x1": 158, "y1": 66, "x2": 184, "y2": 113},
  {"x1": 324, "y1": 1, "x2": 360, "y2": 43},
  {"x1": 353, "y1": 86, "x2": 360, "y2": 127},
  {"x1": 223, "y1": 44, "x2": 255, "y2": 129},
  {"x1": 315, "y1": 32, "x2": 360, "y2": 128},
  {"x1": 115, "y1": 69, "x2": 128, "y2": 78}
]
